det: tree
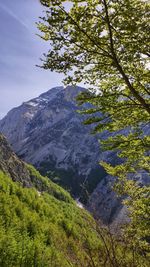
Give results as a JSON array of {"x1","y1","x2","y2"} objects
[
  {"x1": 38, "y1": 0, "x2": 150, "y2": 252},
  {"x1": 38, "y1": 0, "x2": 150, "y2": 110},
  {"x1": 38, "y1": 0, "x2": 150, "y2": 168}
]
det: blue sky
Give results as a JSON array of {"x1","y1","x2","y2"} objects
[{"x1": 0, "y1": 0, "x2": 64, "y2": 119}]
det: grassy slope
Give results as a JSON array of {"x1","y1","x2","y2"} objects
[
  {"x1": 0, "y1": 167, "x2": 149, "y2": 267},
  {"x1": 0, "y1": 170, "x2": 101, "y2": 267}
]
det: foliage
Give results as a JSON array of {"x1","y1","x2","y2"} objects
[
  {"x1": 38, "y1": 0, "x2": 150, "y2": 111},
  {"x1": 122, "y1": 181, "x2": 150, "y2": 253},
  {"x1": 103, "y1": 161, "x2": 150, "y2": 252}
]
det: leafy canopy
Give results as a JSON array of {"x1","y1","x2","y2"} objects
[
  {"x1": 39, "y1": 0, "x2": 150, "y2": 111},
  {"x1": 38, "y1": 0, "x2": 150, "y2": 171}
]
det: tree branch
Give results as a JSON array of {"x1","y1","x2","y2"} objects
[
  {"x1": 58, "y1": 4, "x2": 112, "y2": 58},
  {"x1": 103, "y1": 0, "x2": 150, "y2": 114}
]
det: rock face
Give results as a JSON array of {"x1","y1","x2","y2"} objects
[
  {"x1": 0, "y1": 134, "x2": 32, "y2": 187},
  {"x1": 87, "y1": 171, "x2": 150, "y2": 229},
  {"x1": 0, "y1": 86, "x2": 110, "y2": 196},
  {"x1": 0, "y1": 133, "x2": 74, "y2": 204}
]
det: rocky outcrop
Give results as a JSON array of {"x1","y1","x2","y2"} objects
[
  {"x1": 0, "y1": 134, "x2": 32, "y2": 186},
  {"x1": 87, "y1": 171, "x2": 150, "y2": 227},
  {"x1": 0, "y1": 133, "x2": 74, "y2": 203},
  {"x1": 87, "y1": 174, "x2": 129, "y2": 230}
]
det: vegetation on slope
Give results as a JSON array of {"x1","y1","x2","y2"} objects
[
  {"x1": 0, "y1": 169, "x2": 149, "y2": 267},
  {"x1": 27, "y1": 164, "x2": 73, "y2": 204},
  {"x1": 0, "y1": 170, "x2": 99, "y2": 267}
]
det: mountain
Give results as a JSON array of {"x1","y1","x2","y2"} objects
[
  {"x1": 0, "y1": 86, "x2": 149, "y2": 227},
  {"x1": 0, "y1": 86, "x2": 112, "y2": 198}
]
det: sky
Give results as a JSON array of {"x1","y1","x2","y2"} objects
[{"x1": 0, "y1": 0, "x2": 64, "y2": 119}]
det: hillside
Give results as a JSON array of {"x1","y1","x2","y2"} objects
[
  {"x1": 0, "y1": 136, "x2": 149, "y2": 266},
  {"x1": 0, "y1": 134, "x2": 101, "y2": 266},
  {"x1": 0, "y1": 134, "x2": 73, "y2": 204}
]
